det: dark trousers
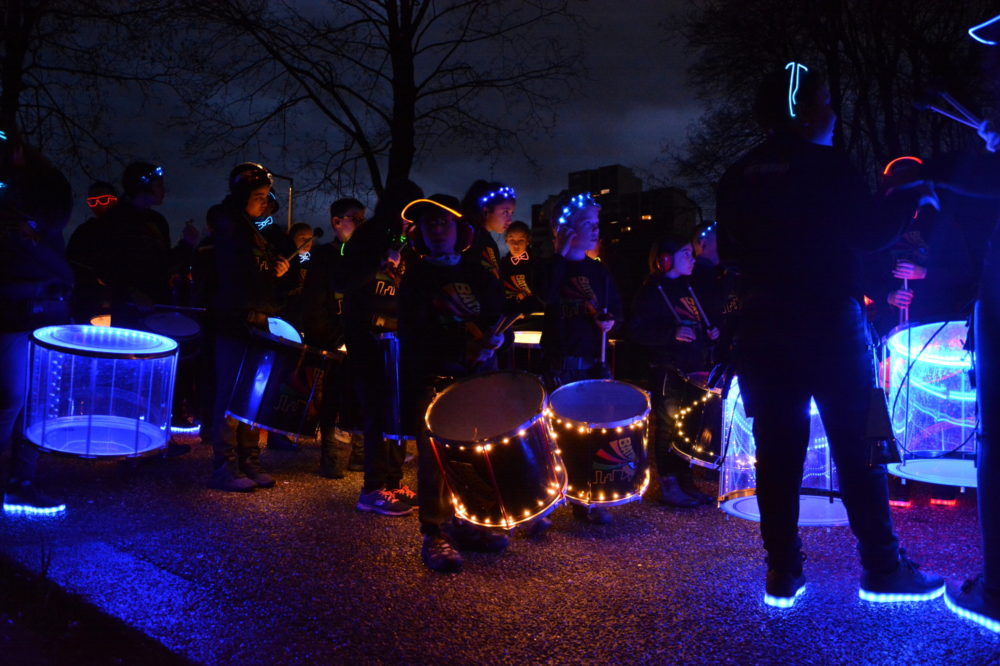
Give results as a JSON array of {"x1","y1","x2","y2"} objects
[
  {"x1": 208, "y1": 332, "x2": 260, "y2": 467},
  {"x1": 348, "y1": 333, "x2": 404, "y2": 493},
  {"x1": 738, "y1": 313, "x2": 899, "y2": 573},
  {"x1": 417, "y1": 400, "x2": 452, "y2": 537},
  {"x1": 0, "y1": 332, "x2": 41, "y2": 483},
  {"x1": 975, "y1": 300, "x2": 1000, "y2": 595},
  {"x1": 649, "y1": 368, "x2": 693, "y2": 479}
]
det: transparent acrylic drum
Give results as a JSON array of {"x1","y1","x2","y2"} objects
[
  {"x1": 884, "y1": 321, "x2": 976, "y2": 487},
  {"x1": 719, "y1": 378, "x2": 849, "y2": 526},
  {"x1": 25, "y1": 325, "x2": 178, "y2": 458}
]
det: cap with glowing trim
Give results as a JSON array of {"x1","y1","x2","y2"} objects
[{"x1": 401, "y1": 195, "x2": 464, "y2": 225}]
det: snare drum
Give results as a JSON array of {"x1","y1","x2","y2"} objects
[
  {"x1": 226, "y1": 327, "x2": 342, "y2": 440},
  {"x1": 670, "y1": 371, "x2": 724, "y2": 469},
  {"x1": 142, "y1": 311, "x2": 202, "y2": 360},
  {"x1": 548, "y1": 379, "x2": 651, "y2": 507},
  {"x1": 426, "y1": 371, "x2": 565, "y2": 529},
  {"x1": 719, "y1": 377, "x2": 849, "y2": 526},
  {"x1": 884, "y1": 321, "x2": 976, "y2": 487}
]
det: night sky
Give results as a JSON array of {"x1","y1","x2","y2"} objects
[{"x1": 63, "y1": 1, "x2": 700, "y2": 241}]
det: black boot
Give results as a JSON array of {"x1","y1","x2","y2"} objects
[
  {"x1": 347, "y1": 434, "x2": 364, "y2": 472},
  {"x1": 237, "y1": 424, "x2": 275, "y2": 488},
  {"x1": 319, "y1": 428, "x2": 351, "y2": 479},
  {"x1": 658, "y1": 475, "x2": 700, "y2": 508}
]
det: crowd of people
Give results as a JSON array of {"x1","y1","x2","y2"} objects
[{"x1": 0, "y1": 50, "x2": 998, "y2": 630}]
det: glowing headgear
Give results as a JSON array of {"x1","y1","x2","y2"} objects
[
  {"x1": 698, "y1": 220, "x2": 717, "y2": 239},
  {"x1": 969, "y1": 14, "x2": 1000, "y2": 45},
  {"x1": 785, "y1": 62, "x2": 809, "y2": 119},
  {"x1": 478, "y1": 185, "x2": 516, "y2": 208},
  {"x1": 122, "y1": 162, "x2": 164, "y2": 194},
  {"x1": 401, "y1": 195, "x2": 464, "y2": 225},
  {"x1": 556, "y1": 193, "x2": 600, "y2": 226},
  {"x1": 882, "y1": 156, "x2": 923, "y2": 176}
]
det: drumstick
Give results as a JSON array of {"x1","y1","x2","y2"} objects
[
  {"x1": 940, "y1": 92, "x2": 982, "y2": 126},
  {"x1": 900, "y1": 277, "x2": 910, "y2": 325},
  {"x1": 656, "y1": 286, "x2": 685, "y2": 325},
  {"x1": 686, "y1": 284, "x2": 713, "y2": 330},
  {"x1": 282, "y1": 226, "x2": 325, "y2": 262},
  {"x1": 495, "y1": 313, "x2": 525, "y2": 336},
  {"x1": 924, "y1": 104, "x2": 979, "y2": 129}
]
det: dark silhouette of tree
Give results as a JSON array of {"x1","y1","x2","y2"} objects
[
  {"x1": 669, "y1": 0, "x2": 998, "y2": 208},
  {"x1": 161, "y1": 0, "x2": 585, "y2": 198},
  {"x1": 1, "y1": 0, "x2": 172, "y2": 177}
]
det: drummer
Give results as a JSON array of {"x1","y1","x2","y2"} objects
[
  {"x1": 203, "y1": 162, "x2": 289, "y2": 492},
  {"x1": 535, "y1": 192, "x2": 622, "y2": 524},
  {"x1": 397, "y1": 194, "x2": 507, "y2": 573},
  {"x1": 0, "y1": 128, "x2": 73, "y2": 515},
  {"x1": 629, "y1": 234, "x2": 719, "y2": 507}
]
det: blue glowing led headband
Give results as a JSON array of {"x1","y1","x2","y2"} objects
[
  {"x1": 698, "y1": 221, "x2": 717, "y2": 239},
  {"x1": 556, "y1": 193, "x2": 600, "y2": 226},
  {"x1": 785, "y1": 61, "x2": 809, "y2": 118},
  {"x1": 0, "y1": 130, "x2": 7, "y2": 141},
  {"x1": 969, "y1": 14, "x2": 1000, "y2": 45},
  {"x1": 478, "y1": 186, "x2": 516, "y2": 208},
  {"x1": 139, "y1": 165, "x2": 164, "y2": 184}
]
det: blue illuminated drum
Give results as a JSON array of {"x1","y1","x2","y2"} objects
[
  {"x1": 25, "y1": 325, "x2": 178, "y2": 458},
  {"x1": 549, "y1": 379, "x2": 651, "y2": 507},
  {"x1": 719, "y1": 378, "x2": 849, "y2": 526},
  {"x1": 427, "y1": 371, "x2": 565, "y2": 529},
  {"x1": 884, "y1": 321, "x2": 976, "y2": 487},
  {"x1": 226, "y1": 326, "x2": 341, "y2": 440}
]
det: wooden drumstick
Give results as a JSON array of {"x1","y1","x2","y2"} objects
[{"x1": 686, "y1": 284, "x2": 713, "y2": 330}]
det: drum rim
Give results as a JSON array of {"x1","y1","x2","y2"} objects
[
  {"x1": 425, "y1": 370, "x2": 547, "y2": 446},
  {"x1": 670, "y1": 442, "x2": 722, "y2": 470},
  {"x1": 141, "y1": 311, "x2": 202, "y2": 341},
  {"x1": 883, "y1": 319, "x2": 970, "y2": 364},
  {"x1": 30, "y1": 324, "x2": 179, "y2": 360},
  {"x1": 226, "y1": 411, "x2": 319, "y2": 441},
  {"x1": 250, "y1": 326, "x2": 345, "y2": 359},
  {"x1": 549, "y1": 379, "x2": 651, "y2": 429}
]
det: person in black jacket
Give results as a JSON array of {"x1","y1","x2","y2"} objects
[
  {"x1": 204, "y1": 162, "x2": 289, "y2": 492},
  {"x1": 716, "y1": 63, "x2": 943, "y2": 607},
  {"x1": 0, "y1": 129, "x2": 73, "y2": 514},
  {"x1": 66, "y1": 181, "x2": 118, "y2": 322},
  {"x1": 397, "y1": 194, "x2": 506, "y2": 573},
  {"x1": 629, "y1": 234, "x2": 719, "y2": 508}
]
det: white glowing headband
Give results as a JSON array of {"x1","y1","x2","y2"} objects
[
  {"x1": 478, "y1": 186, "x2": 516, "y2": 208},
  {"x1": 785, "y1": 61, "x2": 809, "y2": 118},
  {"x1": 556, "y1": 193, "x2": 600, "y2": 226}
]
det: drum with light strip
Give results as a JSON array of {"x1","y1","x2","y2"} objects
[
  {"x1": 548, "y1": 379, "x2": 651, "y2": 507},
  {"x1": 426, "y1": 371, "x2": 565, "y2": 529}
]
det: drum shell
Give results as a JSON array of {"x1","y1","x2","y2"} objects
[
  {"x1": 670, "y1": 371, "x2": 724, "y2": 469},
  {"x1": 426, "y1": 371, "x2": 565, "y2": 528},
  {"x1": 141, "y1": 311, "x2": 203, "y2": 361},
  {"x1": 226, "y1": 328, "x2": 341, "y2": 439},
  {"x1": 548, "y1": 379, "x2": 651, "y2": 506}
]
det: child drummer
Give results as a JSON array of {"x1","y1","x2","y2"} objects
[
  {"x1": 629, "y1": 234, "x2": 720, "y2": 508},
  {"x1": 535, "y1": 192, "x2": 623, "y2": 523},
  {"x1": 397, "y1": 195, "x2": 508, "y2": 573}
]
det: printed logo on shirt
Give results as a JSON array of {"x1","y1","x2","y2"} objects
[
  {"x1": 433, "y1": 282, "x2": 481, "y2": 320},
  {"x1": 504, "y1": 274, "x2": 532, "y2": 300},
  {"x1": 560, "y1": 275, "x2": 598, "y2": 317},
  {"x1": 482, "y1": 246, "x2": 499, "y2": 279}
]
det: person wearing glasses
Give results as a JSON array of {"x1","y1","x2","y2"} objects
[{"x1": 66, "y1": 181, "x2": 119, "y2": 322}]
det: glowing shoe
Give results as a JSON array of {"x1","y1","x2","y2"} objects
[
  {"x1": 859, "y1": 550, "x2": 944, "y2": 602},
  {"x1": 945, "y1": 576, "x2": 1000, "y2": 633},
  {"x1": 765, "y1": 570, "x2": 806, "y2": 608},
  {"x1": 3, "y1": 481, "x2": 67, "y2": 517}
]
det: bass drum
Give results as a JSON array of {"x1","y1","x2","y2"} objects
[
  {"x1": 226, "y1": 326, "x2": 342, "y2": 441},
  {"x1": 548, "y1": 379, "x2": 651, "y2": 507},
  {"x1": 426, "y1": 371, "x2": 565, "y2": 530}
]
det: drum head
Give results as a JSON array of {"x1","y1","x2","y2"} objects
[
  {"x1": 268, "y1": 317, "x2": 302, "y2": 343},
  {"x1": 142, "y1": 312, "x2": 201, "y2": 340},
  {"x1": 549, "y1": 380, "x2": 649, "y2": 428},
  {"x1": 427, "y1": 372, "x2": 545, "y2": 442}
]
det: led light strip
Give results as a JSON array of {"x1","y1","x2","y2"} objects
[
  {"x1": 945, "y1": 591, "x2": 1000, "y2": 632},
  {"x1": 4, "y1": 502, "x2": 67, "y2": 517},
  {"x1": 858, "y1": 585, "x2": 944, "y2": 603},
  {"x1": 765, "y1": 585, "x2": 806, "y2": 608},
  {"x1": 785, "y1": 61, "x2": 809, "y2": 118}
]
